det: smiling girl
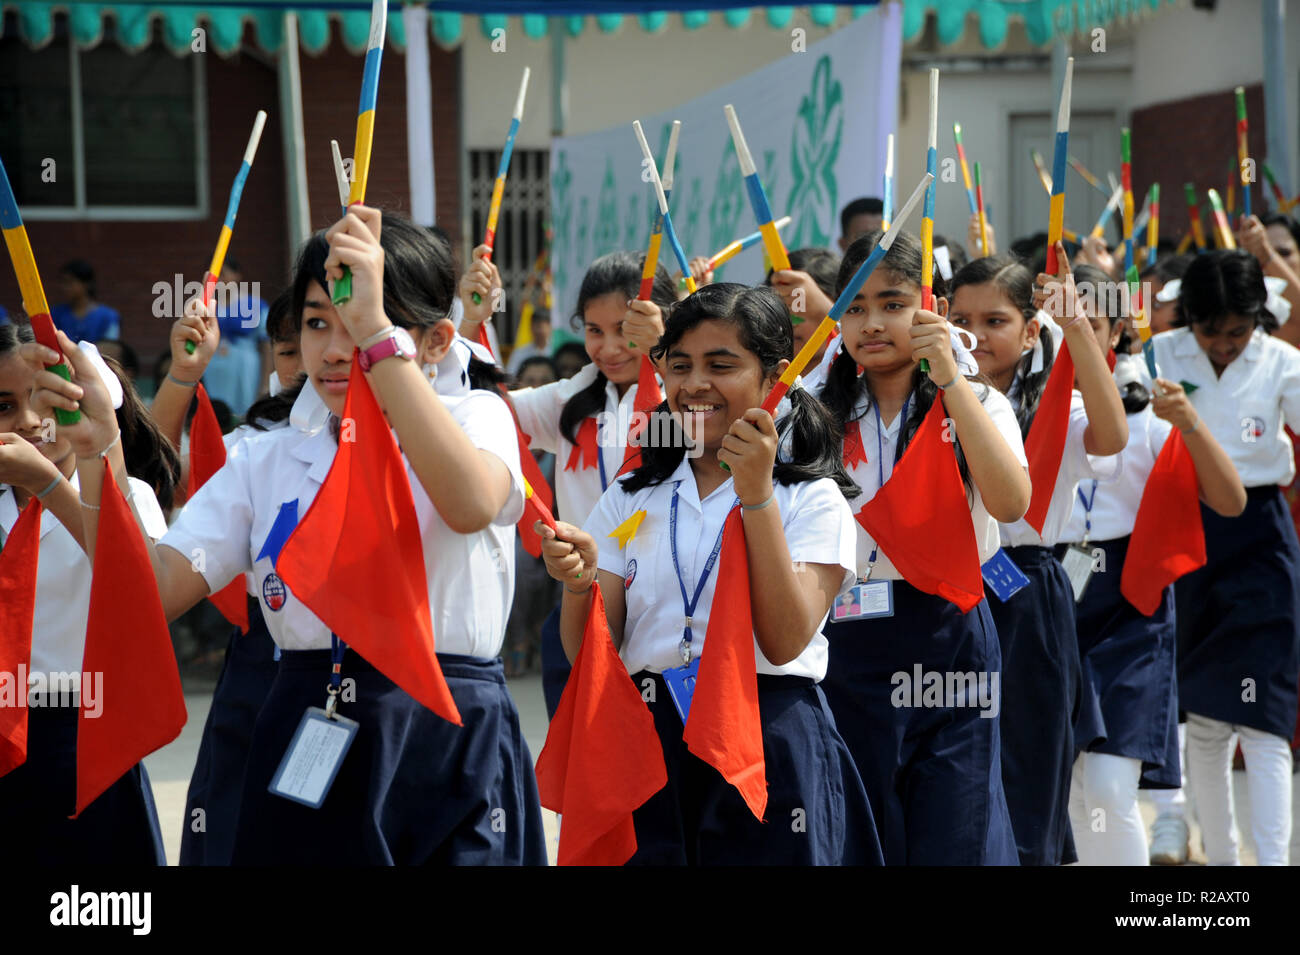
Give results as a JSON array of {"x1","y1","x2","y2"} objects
[
  {"x1": 1152, "y1": 248, "x2": 1300, "y2": 866},
  {"x1": 536, "y1": 283, "x2": 881, "y2": 864}
]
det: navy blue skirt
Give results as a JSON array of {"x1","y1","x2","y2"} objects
[
  {"x1": 627, "y1": 670, "x2": 882, "y2": 865},
  {"x1": 822, "y1": 584, "x2": 1019, "y2": 866},
  {"x1": 986, "y1": 545, "x2": 1079, "y2": 867},
  {"x1": 540, "y1": 603, "x2": 570, "y2": 720},
  {"x1": 0, "y1": 702, "x2": 165, "y2": 865},
  {"x1": 1175, "y1": 485, "x2": 1300, "y2": 740},
  {"x1": 1064, "y1": 536, "x2": 1181, "y2": 789},
  {"x1": 180, "y1": 596, "x2": 278, "y2": 866},
  {"x1": 230, "y1": 649, "x2": 548, "y2": 865}
]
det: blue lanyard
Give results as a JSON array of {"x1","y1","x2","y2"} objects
[
  {"x1": 669, "y1": 481, "x2": 737, "y2": 665},
  {"x1": 596, "y1": 418, "x2": 608, "y2": 492},
  {"x1": 866, "y1": 397, "x2": 909, "y2": 572},
  {"x1": 1076, "y1": 480, "x2": 1099, "y2": 542},
  {"x1": 325, "y1": 634, "x2": 347, "y2": 719}
]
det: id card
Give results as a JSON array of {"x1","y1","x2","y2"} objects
[
  {"x1": 982, "y1": 548, "x2": 1031, "y2": 602},
  {"x1": 832, "y1": 580, "x2": 894, "y2": 621},
  {"x1": 268, "y1": 707, "x2": 359, "y2": 809},
  {"x1": 663, "y1": 657, "x2": 701, "y2": 724},
  {"x1": 1061, "y1": 544, "x2": 1097, "y2": 603}
]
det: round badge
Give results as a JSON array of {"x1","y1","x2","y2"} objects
[
  {"x1": 1248, "y1": 416, "x2": 1266, "y2": 439},
  {"x1": 625, "y1": 558, "x2": 637, "y2": 589},
  {"x1": 262, "y1": 572, "x2": 287, "y2": 611}
]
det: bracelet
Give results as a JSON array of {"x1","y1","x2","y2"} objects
[
  {"x1": 1180, "y1": 415, "x2": 1200, "y2": 435},
  {"x1": 742, "y1": 491, "x2": 776, "y2": 512},
  {"x1": 166, "y1": 372, "x2": 199, "y2": 388},
  {"x1": 565, "y1": 581, "x2": 594, "y2": 595},
  {"x1": 79, "y1": 487, "x2": 132, "y2": 511},
  {"x1": 935, "y1": 373, "x2": 963, "y2": 391},
  {"x1": 35, "y1": 474, "x2": 62, "y2": 500},
  {"x1": 355, "y1": 325, "x2": 396, "y2": 351},
  {"x1": 76, "y1": 431, "x2": 121, "y2": 461}
]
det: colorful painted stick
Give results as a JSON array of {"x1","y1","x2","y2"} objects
[
  {"x1": 953, "y1": 123, "x2": 977, "y2": 215},
  {"x1": 919, "y1": 68, "x2": 939, "y2": 373},
  {"x1": 639, "y1": 121, "x2": 680, "y2": 302},
  {"x1": 0, "y1": 158, "x2": 77, "y2": 424},
  {"x1": 1235, "y1": 86, "x2": 1251, "y2": 221},
  {"x1": 1031, "y1": 149, "x2": 1055, "y2": 196},
  {"x1": 1069, "y1": 154, "x2": 1113, "y2": 199},
  {"x1": 1262, "y1": 163, "x2": 1296, "y2": 213},
  {"x1": 1090, "y1": 184, "x2": 1125, "y2": 239},
  {"x1": 1205, "y1": 189, "x2": 1237, "y2": 249},
  {"x1": 330, "y1": 139, "x2": 350, "y2": 213},
  {"x1": 682, "y1": 216, "x2": 792, "y2": 289},
  {"x1": 633, "y1": 121, "x2": 694, "y2": 294},
  {"x1": 1121, "y1": 128, "x2": 1136, "y2": 274},
  {"x1": 1184, "y1": 183, "x2": 1207, "y2": 251},
  {"x1": 332, "y1": 0, "x2": 387, "y2": 306},
  {"x1": 1146, "y1": 183, "x2": 1160, "y2": 267},
  {"x1": 186, "y1": 109, "x2": 268, "y2": 354},
  {"x1": 724, "y1": 104, "x2": 791, "y2": 272},
  {"x1": 471, "y1": 67, "x2": 531, "y2": 306},
  {"x1": 882, "y1": 133, "x2": 895, "y2": 230},
  {"x1": 1046, "y1": 57, "x2": 1074, "y2": 275},
  {"x1": 974, "y1": 161, "x2": 989, "y2": 255}
]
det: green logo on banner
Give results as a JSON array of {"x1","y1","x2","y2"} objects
[
  {"x1": 551, "y1": 151, "x2": 572, "y2": 294},
  {"x1": 786, "y1": 55, "x2": 843, "y2": 250},
  {"x1": 593, "y1": 156, "x2": 620, "y2": 259}
]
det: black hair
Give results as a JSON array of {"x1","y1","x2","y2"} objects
[
  {"x1": 933, "y1": 234, "x2": 969, "y2": 274},
  {"x1": 1071, "y1": 263, "x2": 1150, "y2": 414},
  {"x1": 840, "y1": 197, "x2": 884, "y2": 236},
  {"x1": 552, "y1": 342, "x2": 589, "y2": 374},
  {"x1": 620, "y1": 283, "x2": 858, "y2": 500},
  {"x1": 1173, "y1": 249, "x2": 1276, "y2": 334},
  {"x1": 513, "y1": 355, "x2": 557, "y2": 385},
  {"x1": 815, "y1": 229, "x2": 979, "y2": 495},
  {"x1": 0, "y1": 320, "x2": 34, "y2": 351},
  {"x1": 764, "y1": 247, "x2": 840, "y2": 299},
  {"x1": 557, "y1": 251, "x2": 676, "y2": 445},
  {"x1": 61, "y1": 258, "x2": 96, "y2": 298},
  {"x1": 948, "y1": 255, "x2": 1052, "y2": 439},
  {"x1": 92, "y1": 338, "x2": 139, "y2": 379},
  {"x1": 1007, "y1": 231, "x2": 1051, "y2": 279},
  {"x1": 1138, "y1": 253, "x2": 1192, "y2": 285},
  {"x1": 265, "y1": 287, "x2": 295, "y2": 343},
  {"x1": 1261, "y1": 213, "x2": 1300, "y2": 252},
  {"x1": 291, "y1": 212, "x2": 503, "y2": 394}
]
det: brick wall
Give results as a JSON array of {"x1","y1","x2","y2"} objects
[
  {"x1": 1132, "y1": 84, "x2": 1268, "y2": 243},
  {"x1": 0, "y1": 18, "x2": 461, "y2": 369}
]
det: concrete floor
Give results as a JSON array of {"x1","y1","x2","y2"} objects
[{"x1": 143, "y1": 673, "x2": 1296, "y2": 866}]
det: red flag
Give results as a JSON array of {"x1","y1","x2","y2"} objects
[
  {"x1": 618, "y1": 355, "x2": 663, "y2": 476},
  {"x1": 843, "y1": 418, "x2": 868, "y2": 470},
  {"x1": 476, "y1": 324, "x2": 495, "y2": 360},
  {"x1": 0, "y1": 498, "x2": 41, "y2": 778},
  {"x1": 77, "y1": 461, "x2": 187, "y2": 814},
  {"x1": 683, "y1": 507, "x2": 767, "y2": 820},
  {"x1": 276, "y1": 362, "x2": 461, "y2": 725},
  {"x1": 1023, "y1": 341, "x2": 1076, "y2": 535},
  {"x1": 535, "y1": 583, "x2": 667, "y2": 865},
  {"x1": 565, "y1": 417, "x2": 600, "y2": 473},
  {"x1": 188, "y1": 383, "x2": 249, "y2": 633},
  {"x1": 855, "y1": 398, "x2": 984, "y2": 612},
  {"x1": 516, "y1": 427, "x2": 553, "y2": 559},
  {"x1": 1121, "y1": 429, "x2": 1206, "y2": 615}
]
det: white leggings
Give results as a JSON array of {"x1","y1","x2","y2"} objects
[
  {"x1": 1069, "y1": 752, "x2": 1148, "y2": 865},
  {"x1": 1148, "y1": 723, "x2": 1187, "y2": 816},
  {"x1": 1185, "y1": 713, "x2": 1293, "y2": 866}
]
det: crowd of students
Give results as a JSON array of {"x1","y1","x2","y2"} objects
[{"x1": 2, "y1": 160, "x2": 1299, "y2": 866}]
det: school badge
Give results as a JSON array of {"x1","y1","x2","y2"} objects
[{"x1": 262, "y1": 572, "x2": 287, "y2": 611}]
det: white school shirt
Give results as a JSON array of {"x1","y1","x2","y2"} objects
[
  {"x1": 1152, "y1": 327, "x2": 1300, "y2": 487},
  {"x1": 161, "y1": 385, "x2": 525, "y2": 657},
  {"x1": 1061, "y1": 407, "x2": 1172, "y2": 543},
  {"x1": 510, "y1": 361, "x2": 641, "y2": 528},
  {"x1": 584, "y1": 456, "x2": 857, "y2": 682},
  {"x1": 834, "y1": 386, "x2": 1028, "y2": 580},
  {"x1": 1000, "y1": 391, "x2": 1122, "y2": 548},
  {"x1": 0, "y1": 474, "x2": 168, "y2": 680}
]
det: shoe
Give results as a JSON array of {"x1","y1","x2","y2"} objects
[{"x1": 1149, "y1": 812, "x2": 1190, "y2": 865}]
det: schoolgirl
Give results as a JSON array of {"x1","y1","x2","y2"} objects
[
  {"x1": 0, "y1": 322, "x2": 178, "y2": 863},
  {"x1": 1060, "y1": 301, "x2": 1245, "y2": 866},
  {"x1": 815, "y1": 231, "x2": 1032, "y2": 866},
  {"x1": 1151, "y1": 249, "x2": 1300, "y2": 866},
  {"x1": 30, "y1": 209, "x2": 547, "y2": 865},
  {"x1": 538, "y1": 283, "x2": 881, "y2": 865},
  {"x1": 945, "y1": 254, "x2": 1128, "y2": 866},
  {"x1": 461, "y1": 249, "x2": 676, "y2": 717}
]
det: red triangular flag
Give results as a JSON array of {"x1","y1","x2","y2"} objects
[
  {"x1": 76, "y1": 461, "x2": 187, "y2": 814},
  {"x1": 535, "y1": 583, "x2": 667, "y2": 865},
  {"x1": 476, "y1": 324, "x2": 495, "y2": 361},
  {"x1": 0, "y1": 497, "x2": 41, "y2": 778},
  {"x1": 855, "y1": 398, "x2": 984, "y2": 612},
  {"x1": 682, "y1": 507, "x2": 767, "y2": 820},
  {"x1": 618, "y1": 355, "x2": 663, "y2": 476},
  {"x1": 565, "y1": 417, "x2": 600, "y2": 473},
  {"x1": 516, "y1": 427, "x2": 554, "y2": 559},
  {"x1": 1023, "y1": 341, "x2": 1076, "y2": 535},
  {"x1": 188, "y1": 383, "x2": 249, "y2": 633},
  {"x1": 276, "y1": 363, "x2": 461, "y2": 725},
  {"x1": 843, "y1": 418, "x2": 868, "y2": 470},
  {"x1": 1120, "y1": 428, "x2": 1207, "y2": 615}
]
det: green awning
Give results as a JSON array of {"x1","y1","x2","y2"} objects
[{"x1": 1, "y1": 1, "x2": 1175, "y2": 57}]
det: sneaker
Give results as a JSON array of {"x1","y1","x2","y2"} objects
[{"x1": 1149, "y1": 812, "x2": 1190, "y2": 865}]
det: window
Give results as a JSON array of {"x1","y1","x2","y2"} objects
[{"x1": 0, "y1": 12, "x2": 207, "y2": 220}]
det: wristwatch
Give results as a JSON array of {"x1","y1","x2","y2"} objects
[{"x1": 357, "y1": 326, "x2": 416, "y2": 371}]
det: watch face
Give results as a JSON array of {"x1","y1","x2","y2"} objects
[{"x1": 394, "y1": 327, "x2": 416, "y2": 357}]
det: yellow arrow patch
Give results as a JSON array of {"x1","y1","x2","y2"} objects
[{"x1": 608, "y1": 509, "x2": 646, "y2": 550}]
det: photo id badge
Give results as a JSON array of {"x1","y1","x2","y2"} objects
[
  {"x1": 663, "y1": 657, "x2": 701, "y2": 724},
  {"x1": 982, "y1": 548, "x2": 1031, "y2": 602},
  {"x1": 268, "y1": 707, "x2": 359, "y2": 809},
  {"x1": 832, "y1": 580, "x2": 895, "y2": 621},
  {"x1": 1061, "y1": 544, "x2": 1097, "y2": 603}
]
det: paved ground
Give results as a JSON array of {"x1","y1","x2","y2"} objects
[{"x1": 144, "y1": 673, "x2": 1295, "y2": 866}]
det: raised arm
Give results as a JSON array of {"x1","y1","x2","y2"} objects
[{"x1": 152, "y1": 297, "x2": 220, "y2": 450}]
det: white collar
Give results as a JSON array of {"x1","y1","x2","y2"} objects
[{"x1": 290, "y1": 380, "x2": 331, "y2": 433}]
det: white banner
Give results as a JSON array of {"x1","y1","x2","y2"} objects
[{"x1": 549, "y1": 6, "x2": 902, "y2": 325}]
